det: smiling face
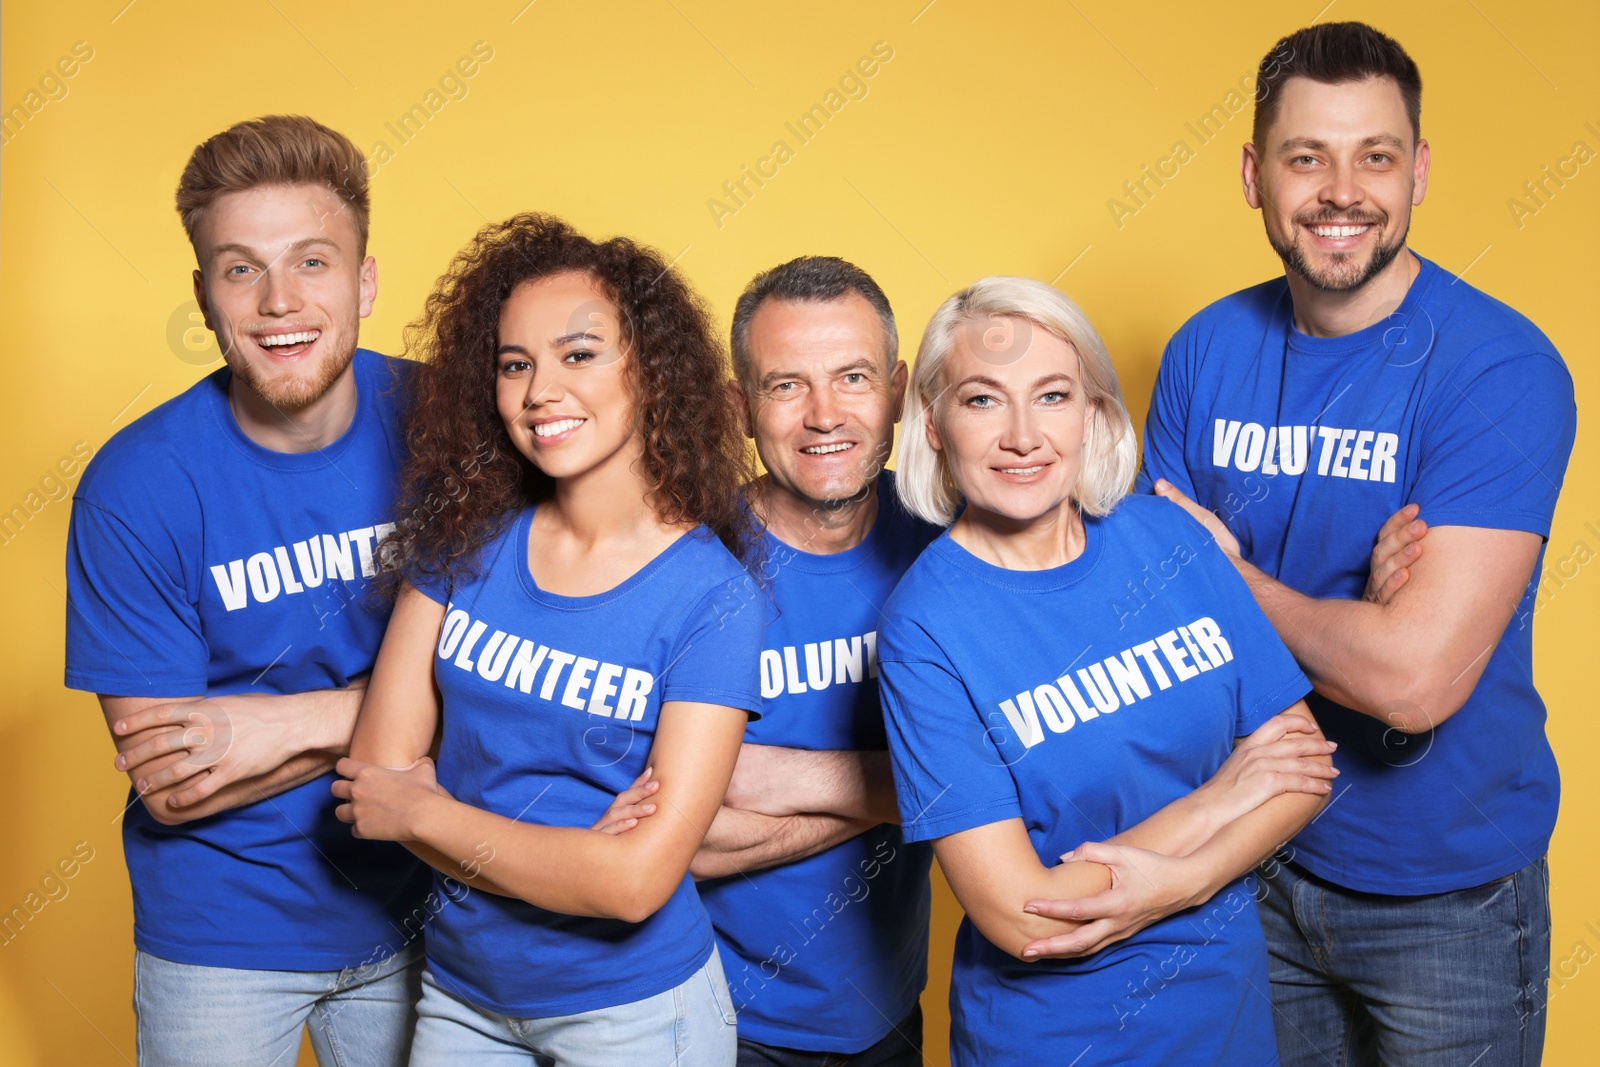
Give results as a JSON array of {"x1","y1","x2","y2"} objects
[
  {"x1": 1245, "y1": 75, "x2": 1428, "y2": 293},
  {"x1": 739, "y1": 293, "x2": 906, "y2": 510},
  {"x1": 495, "y1": 271, "x2": 640, "y2": 485},
  {"x1": 928, "y1": 315, "x2": 1094, "y2": 526},
  {"x1": 193, "y1": 182, "x2": 374, "y2": 410}
]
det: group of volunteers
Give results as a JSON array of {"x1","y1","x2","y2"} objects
[{"x1": 64, "y1": 20, "x2": 1575, "y2": 1067}]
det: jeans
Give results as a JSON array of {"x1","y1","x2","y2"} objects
[
  {"x1": 133, "y1": 944, "x2": 423, "y2": 1066},
  {"x1": 1257, "y1": 854, "x2": 1550, "y2": 1067},
  {"x1": 735, "y1": 1004, "x2": 923, "y2": 1067},
  {"x1": 408, "y1": 948, "x2": 738, "y2": 1066}
]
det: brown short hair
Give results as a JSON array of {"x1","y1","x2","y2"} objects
[
  {"x1": 1253, "y1": 22, "x2": 1422, "y2": 148},
  {"x1": 176, "y1": 114, "x2": 370, "y2": 257}
]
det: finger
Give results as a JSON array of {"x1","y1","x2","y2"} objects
[
  {"x1": 330, "y1": 780, "x2": 352, "y2": 800},
  {"x1": 115, "y1": 728, "x2": 192, "y2": 771},
  {"x1": 1020, "y1": 918, "x2": 1121, "y2": 960},
  {"x1": 627, "y1": 765, "x2": 655, "y2": 789},
  {"x1": 335, "y1": 803, "x2": 354, "y2": 824},
  {"x1": 1379, "y1": 565, "x2": 1411, "y2": 602},
  {"x1": 1023, "y1": 890, "x2": 1125, "y2": 923},
  {"x1": 135, "y1": 759, "x2": 206, "y2": 793},
  {"x1": 1375, "y1": 502, "x2": 1419, "y2": 544},
  {"x1": 335, "y1": 757, "x2": 363, "y2": 780},
  {"x1": 1250, "y1": 735, "x2": 1337, "y2": 759},
  {"x1": 167, "y1": 770, "x2": 222, "y2": 809},
  {"x1": 594, "y1": 817, "x2": 639, "y2": 836},
  {"x1": 613, "y1": 780, "x2": 661, "y2": 807},
  {"x1": 111, "y1": 702, "x2": 189, "y2": 737},
  {"x1": 1058, "y1": 840, "x2": 1126, "y2": 871}
]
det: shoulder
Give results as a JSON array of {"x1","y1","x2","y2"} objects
[
  {"x1": 356, "y1": 348, "x2": 420, "y2": 418},
  {"x1": 76, "y1": 371, "x2": 224, "y2": 516},
  {"x1": 1413, "y1": 258, "x2": 1572, "y2": 391},
  {"x1": 1167, "y1": 276, "x2": 1289, "y2": 351}
]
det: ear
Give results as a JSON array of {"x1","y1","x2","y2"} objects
[
  {"x1": 192, "y1": 269, "x2": 214, "y2": 330},
  {"x1": 1411, "y1": 137, "x2": 1430, "y2": 206},
  {"x1": 889, "y1": 359, "x2": 909, "y2": 423},
  {"x1": 922, "y1": 397, "x2": 944, "y2": 453},
  {"x1": 358, "y1": 255, "x2": 378, "y2": 319},
  {"x1": 1241, "y1": 142, "x2": 1263, "y2": 210},
  {"x1": 727, "y1": 378, "x2": 754, "y2": 439}
]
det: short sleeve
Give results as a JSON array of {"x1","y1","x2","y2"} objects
[
  {"x1": 1136, "y1": 333, "x2": 1199, "y2": 498},
  {"x1": 1186, "y1": 524, "x2": 1312, "y2": 735},
  {"x1": 1412, "y1": 353, "x2": 1576, "y2": 538},
  {"x1": 878, "y1": 638, "x2": 1024, "y2": 844},
  {"x1": 660, "y1": 574, "x2": 765, "y2": 717},
  {"x1": 65, "y1": 498, "x2": 208, "y2": 695},
  {"x1": 409, "y1": 568, "x2": 453, "y2": 606}
]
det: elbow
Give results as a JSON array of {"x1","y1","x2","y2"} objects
[
  {"x1": 604, "y1": 872, "x2": 680, "y2": 925},
  {"x1": 1381, "y1": 668, "x2": 1471, "y2": 734}
]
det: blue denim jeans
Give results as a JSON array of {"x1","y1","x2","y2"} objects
[
  {"x1": 735, "y1": 1004, "x2": 922, "y2": 1067},
  {"x1": 133, "y1": 944, "x2": 423, "y2": 1066},
  {"x1": 408, "y1": 948, "x2": 738, "y2": 1066},
  {"x1": 1256, "y1": 854, "x2": 1550, "y2": 1067}
]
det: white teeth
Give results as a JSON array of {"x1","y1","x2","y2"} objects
[
  {"x1": 801, "y1": 442, "x2": 854, "y2": 455},
  {"x1": 257, "y1": 331, "x2": 320, "y2": 347},
  {"x1": 1310, "y1": 224, "x2": 1371, "y2": 238},
  {"x1": 1001, "y1": 465, "x2": 1044, "y2": 475},
  {"x1": 534, "y1": 418, "x2": 583, "y2": 438}
]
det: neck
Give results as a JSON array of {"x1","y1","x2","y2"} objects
[
  {"x1": 753, "y1": 476, "x2": 880, "y2": 555},
  {"x1": 547, "y1": 440, "x2": 673, "y2": 545},
  {"x1": 229, "y1": 364, "x2": 359, "y2": 453},
  {"x1": 949, "y1": 498, "x2": 1087, "y2": 571},
  {"x1": 1287, "y1": 247, "x2": 1421, "y2": 338}
]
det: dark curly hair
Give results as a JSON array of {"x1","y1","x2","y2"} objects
[{"x1": 384, "y1": 213, "x2": 757, "y2": 589}]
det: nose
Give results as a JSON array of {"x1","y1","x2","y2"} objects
[
  {"x1": 520, "y1": 359, "x2": 567, "y2": 413},
  {"x1": 998, "y1": 403, "x2": 1040, "y2": 456},
  {"x1": 804, "y1": 385, "x2": 845, "y2": 434},
  {"x1": 1319, "y1": 158, "x2": 1363, "y2": 212},
  {"x1": 256, "y1": 260, "x2": 303, "y2": 317}
]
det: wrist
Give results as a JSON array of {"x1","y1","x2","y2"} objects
[{"x1": 405, "y1": 786, "x2": 452, "y2": 845}]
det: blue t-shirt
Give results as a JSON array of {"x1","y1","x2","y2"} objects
[
  {"x1": 879, "y1": 495, "x2": 1309, "y2": 1067},
  {"x1": 413, "y1": 505, "x2": 764, "y2": 1018},
  {"x1": 64, "y1": 349, "x2": 431, "y2": 970},
  {"x1": 1138, "y1": 254, "x2": 1577, "y2": 895},
  {"x1": 699, "y1": 472, "x2": 938, "y2": 1053}
]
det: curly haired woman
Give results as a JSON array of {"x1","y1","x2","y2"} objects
[{"x1": 332, "y1": 214, "x2": 762, "y2": 1065}]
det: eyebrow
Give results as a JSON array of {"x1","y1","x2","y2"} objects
[
  {"x1": 758, "y1": 356, "x2": 881, "y2": 388},
  {"x1": 209, "y1": 235, "x2": 340, "y2": 263},
  {"x1": 1278, "y1": 134, "x2": 1407, "y2": 153},
  {"x1": 954, "y1": 371, "x2": 1076, "y2": 391},
  {"x1": 495, "y1": 331, "x2": 606, "y2": 357}
]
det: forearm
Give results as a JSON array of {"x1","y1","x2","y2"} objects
[
  {"x1": 403, "y1": 841, "x2": 516, "y2": 898},
  {"x1": 408, "y1": 792, "x2": 688, "y2": 921},
  {"x1": 1182, "y1": 786, "x2": 1327, "y2": 906},
  {"x1": 1237, "y1": 560, "x2": 1421, "y2": 723},
  {"x1": 692, "y1": 807, "x2": 873, "y2": 880},
  {"x1": 142, "y1": 750, "x2": 337, "y2": 824},
  {"x1": 726, "y1": 746, "x2": 899, "y2": 823}
]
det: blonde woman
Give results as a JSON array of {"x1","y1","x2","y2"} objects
[{"x1": 878, "y1": 277, "x2": 1335, "y2": 1066}]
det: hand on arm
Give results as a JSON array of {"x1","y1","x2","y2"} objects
[
  {"x1": 102, "y1": 683, "x2": 365, "y2": 824},
  {"x1": 723, "y1": 743, "x2": 899, "y2": 824},
  {"x1": 336, "y1": 697, "x2": 749, "y2": 923},
  {"x1": 1019, "y1": 701, "x2": 1333, "y2": 958},
  {"x1": 1153, "y1": 480, "x2": 1540, "y2": 732}
]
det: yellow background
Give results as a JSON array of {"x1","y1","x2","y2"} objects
[{"x1": 3, "y1": 1, "x2": 1595, "y2": 1063}]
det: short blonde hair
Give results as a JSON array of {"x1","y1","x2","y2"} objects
[
  {"x1": 176, "y1": 115, "x2": 370, "y2": 257},
  {"x1": 898, "y1": 276, "x2": 1137, "y2": 526}
]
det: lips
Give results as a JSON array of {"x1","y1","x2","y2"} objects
[
  {"x1": 800, "y1": 441, "x2": 856, "y2": 456},
  {"x1": 253, "y1": 329, "x2": 321, "y2": 359},
  {"x1": 531, "y1": 417, "x2": 585, "y2": 446}
]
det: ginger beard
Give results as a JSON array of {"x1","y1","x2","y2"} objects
[{"x1": 220, "y1": 317, "x2": 357, "y2": 412}]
